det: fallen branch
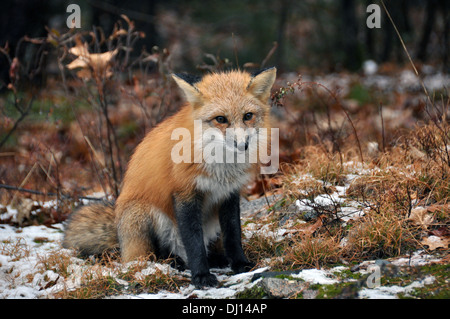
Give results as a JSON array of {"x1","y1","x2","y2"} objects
[{"x1": 0, "y1": 184, "x2": 105, "y2": 202}]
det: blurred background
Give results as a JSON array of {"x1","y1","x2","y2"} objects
[
  {"x1": 1, "y1": 1, "x2": 449, "y2": 297},
  {"x1": 0, "y1": 0, "x2": 448, "y2": 79}
]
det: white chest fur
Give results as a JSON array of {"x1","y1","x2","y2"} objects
[{"x1": 195, "y1": 162, "x2": 252, "y2": 204}]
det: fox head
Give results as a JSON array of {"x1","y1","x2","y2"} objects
[{"x1": 172, "y1": 68, "x2": 276, "y2": 162}]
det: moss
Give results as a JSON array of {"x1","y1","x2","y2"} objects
[
  {"x1": 347, "y1": 83, "x2": 372, "y2": 106},
  {"x1": 1, "y1": 90, "x2": 91, "y2": 127},
  {"x1": 274, "y1": 274, "x2": 300, "y2": 281},
  {"x1": 332, "y1": 267, "x2": 363, "y2": 281},
  {"x1": 235, "y1": 285, "x2": 268, "y2": 299},
  {"x1": 117, "y1": 121, "x2": 140, "y2": 141},
  {"x1": 397, "y1": 264, "x2": 450, "y2": 299},
  {"x1": 33, "y1": 237, "x2": 50, "y2": 244},
  {"x1": 268, "y1": 197, "x2": 288, "y2": 212},
  {"x1": 306, "y1": 282, "x2": 356, "y2": 299}
]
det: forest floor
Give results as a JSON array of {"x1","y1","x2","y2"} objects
[
  {"x1": 1, "y1": 62, "x2": 449, "y2": 299},
  {"x1": 0, "y1": 188, "x2": 448, "y2": 299}
]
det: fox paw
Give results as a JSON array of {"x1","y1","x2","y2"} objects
[
  {"x1": 232, "y1": 261, "x2": 255, "y2": 274},
  {"x1": 192, "y1": 273, "x2": 218, "y2": 288}
]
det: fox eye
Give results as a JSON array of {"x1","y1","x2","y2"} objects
[
  {"x1": 215, "y1": 116, "x2": 228, "y2": 124},
  {"x1": 243, "y1": 112, "x2": 253, "y2": 121}
]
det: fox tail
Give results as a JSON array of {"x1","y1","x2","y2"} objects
[{"x1": 62, "y1": 202, "x2": 119, "y2": 256}]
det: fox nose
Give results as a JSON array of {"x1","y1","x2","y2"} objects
[{"x1": 234, "y1": 139, "x2": 249, "y2": 151}]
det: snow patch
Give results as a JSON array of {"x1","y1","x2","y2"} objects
[{"x1": 292, "y1": 268, "x2": 338, "y2": 285}]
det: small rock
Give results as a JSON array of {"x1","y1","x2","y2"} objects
[
  {"x1": 423, "y1": 275, "x2": 435, "y2": 285},
  {"x1": 251, "y1": 270, "x2": 301, "y2": 282},
  {"x1": 375, "y1": 259, "x2": 391, "y2": 268},
  {"x1": 240, "y1": 195, "x2": 276, "y2": 218},
  {"x1": 259, "y1": 277, "x2": 305, "y2": 299},
  {"x1": 302, "y1": 210, "x2": 319, "y2": 221},
  {"x1": 302, "y1": 289, "x2": 319, "y2": 299}
]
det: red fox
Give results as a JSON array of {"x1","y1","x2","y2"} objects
[{"x1": 63, "y1": 67, "x2": 277, "y2": 287}]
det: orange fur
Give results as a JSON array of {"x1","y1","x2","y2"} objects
[{"x1": 116, "y1": 105, "x2": 199, "y2": 221}]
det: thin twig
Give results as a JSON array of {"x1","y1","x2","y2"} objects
[
  {"x1": 0, "y1": 184, "x2": 105, "y2": 202},
  {"x1": 0, "y1": 97, "x2": 35, "y2": 149},
  {"x1": 261, "y1": 42, "x2": 278, "y2": 69},
  {"x1": 379, "y1": 103, "x2": 385, "y2": 153},
  {"x1": 380, "y1": 0, "x2": 440, "y2": 119},
  {"x1": 303, "y1": 81, "x2": 364, "y2": 163}
]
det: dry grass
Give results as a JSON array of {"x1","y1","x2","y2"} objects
[
  {"x1": 244, "y1": 230, "x2": 286, "y2": 267},
  {"x1": 345, "y1": 209, "x2": 419, "y2": 259},
  {"x1": 282, "y1": 145, "x2": 354, "y2": 186},
  {"x1": 0, "y1": 238, "x2": 31, "y2": 262},
  {"x1": 246, "y1": 111, "x2": 449, "y2": 271},
  {"x1": 285, "y1": 234, "x2": 343, "y2": 269},
  {"x1": 51, "y1": 253, "x2": 187, "y2": 298},
  {"x1": 36, "y1": 249, "x2": 74, "y2": 278},
  {"x1": 0, "y1": 242, "x2": 187, "y2": 299}
]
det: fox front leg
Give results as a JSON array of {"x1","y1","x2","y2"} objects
[
  {"x1": 174, "y1": 194, "x2": 218, "y2": 288},
  {"x1": 219, "y1": 191, "x2": 255, "y2": 273}
]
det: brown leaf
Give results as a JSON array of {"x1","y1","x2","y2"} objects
[
  {"x1": 302, "y1": 215, "x2": 324, "y2": 236},
  {"x1": 67, "y1": 57, "x2": 89, "y2": 70},
  {"x1": 66, "y1": 37, "x2": 117, "y2": 79},
  {"x1": 430, "y1": 226, "x2": 450, "y2": 237},
  {"x1": 408, "y1": 207, "x2": 434, "y2": 229},
  {"x1": 68, "y1": 37, "x2": 89, "y2": 58},
  {"x1": 421, "y1": 235, "x2": 449, "y2": 251},
  {"x1": 426, "y1": 204, "x2": 450, "y2": 214},
  {"x1": 88, "y1": 49, "x2": 118, "y2": 71},
  {"x1": 287, "y1": 215, "x2": 325, "y2": 237}
]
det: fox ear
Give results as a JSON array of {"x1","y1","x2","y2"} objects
[
  {"x1": 172, "y1": 73, "x2": 202, "y2": 106},
  {"x1": 247, "y1": 67, "x2": 277, "y2": 102}
]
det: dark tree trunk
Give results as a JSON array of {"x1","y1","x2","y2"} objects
[
  {"x1": 340, "y1": 0, "x2": 360, "y2": 70},
  {"x1": 416, "y1": 0, "x2": 439, "y2": 62}
]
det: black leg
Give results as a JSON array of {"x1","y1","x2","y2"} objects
[
  {"x1": 174, "y1": 193, "x2": 218, "y2": 288},
  {"x1": 207, "y1": 239, "x2": 229, "y2": 268},
  {"x1": 219, "y1": 191, "x2": 255, "y2": 273}
]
